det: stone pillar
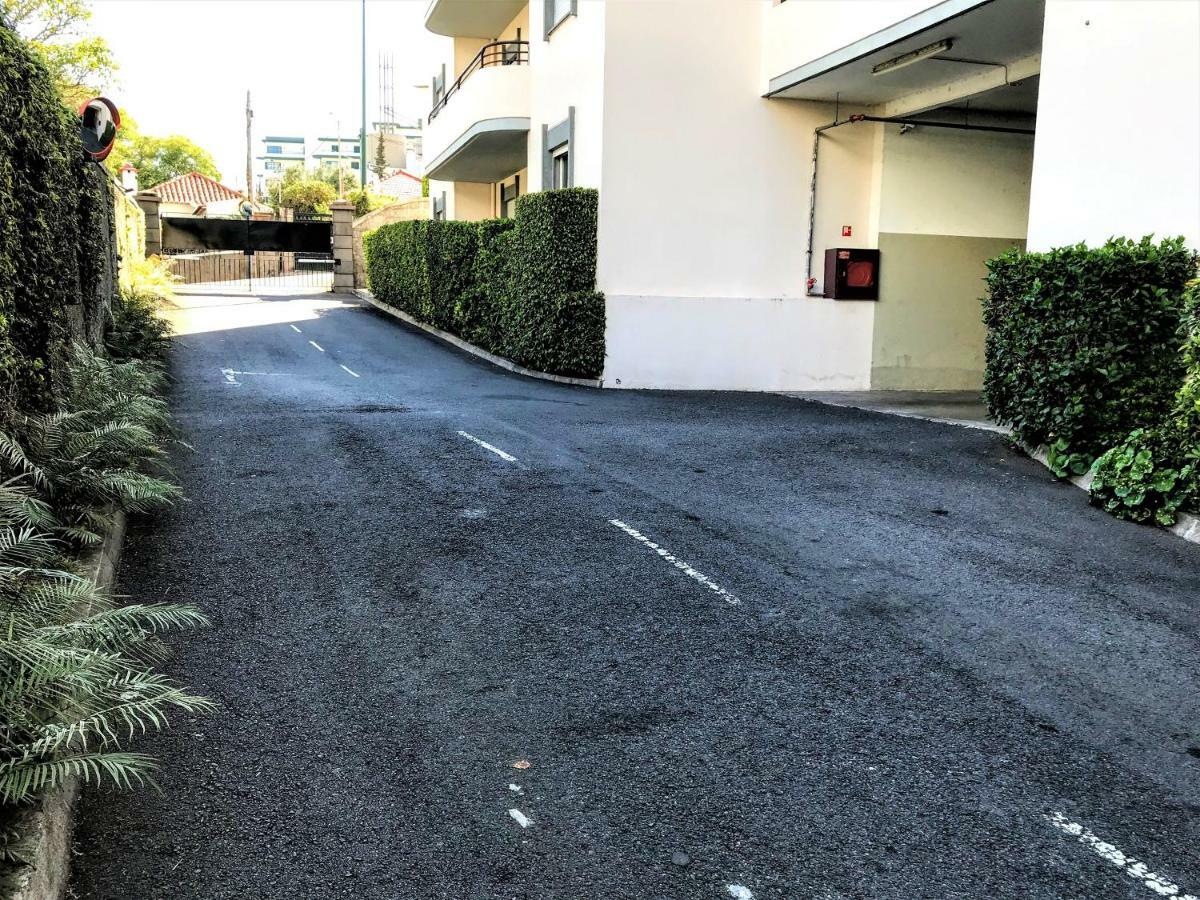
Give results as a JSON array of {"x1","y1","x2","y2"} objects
[
  {"x1": 330, "y1": 199, "x2": 355, "y2": 292},
  {"x1": 135, "y1": 190, "x2": 162, "y2": 256}
]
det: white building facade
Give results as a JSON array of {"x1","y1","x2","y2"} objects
[{"x1": 422, "y1": 0, "x2": 1200, "y2": 391}]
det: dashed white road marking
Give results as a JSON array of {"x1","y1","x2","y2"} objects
[
  {"x1": 508, "y1": 808, "x2": 533, "y2": 829},
  {"x1": 727, "y1": 886, "x2": 755, "y2": 899},
  {"x1": 457, "y1": 431, "x2": 518, "y2": 463},
  {"x1": 289, "y1": 324, "x2": 302, "y2": 333},
  {"x1": 220, "y1": 368, "x2": 268, "y2": 385},
  {"x1": 340, "y1": 364, "x2": 360, "y2": 378},
  {"x1": 507, "y1": 784, "x2": 523, "y2": 794},
  {"x1": 608, "y1": 519, "x2": 741, "y2": 605},
  {"x1": 1045, "y1": 812, "x2": 1198, "y2": 899},
  {"x1": 308, "y1": 340, "x2": 325, "y2": 352}
]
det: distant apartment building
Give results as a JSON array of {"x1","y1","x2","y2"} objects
[
  {"x1": 255, "y1": 135, "x2": 305, "y2": 182},
  {"x1": 255, "y1": 121, "x2": 425, "y2": 196},
  {"x1": 421, "y1": 0, "x2": 1200, "y2": 391}
]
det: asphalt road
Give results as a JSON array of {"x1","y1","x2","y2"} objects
[{"x1": 71, "y1": 288, "x2": 1200, "y2": 900}]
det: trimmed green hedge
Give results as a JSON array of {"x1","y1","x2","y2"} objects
[
  {"x1": 0, "y1": 24, "x2": 114, "y2": 423},
  {"x1": 1090, "y1": 281, "x2": 1200, "y2": 524},
  {"x1": 982, "y1": 237, "x2": 1197, "y2": 476},
  {"x1": 364, "y1": 188, "x2": 604, "y2": 378}
]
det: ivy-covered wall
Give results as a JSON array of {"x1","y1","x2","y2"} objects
[{"x1": 0, "y1": 23, "x2": 117, "y2": 422}]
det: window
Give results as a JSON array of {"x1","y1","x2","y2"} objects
[
  {"x1": 267, "y1": 145, "x2": 281, "y2": 154},
  {"x1": 265, "y1": 160, "x2": 279, "y2": 172},
  {"x1": 350, "y1": 160, "x2": 360, "y2": 170},
  {"x1": 552, "y1": 151, "x2": 569, "y2": 189},
  {"x1": 543, "y1": 0, "x2": 576, "y2": 38},
  {"x1": 501, "y1": 177, "x2": 519, "y2": 218},
  {"x1": 433, "y1": 192, "x2": 446, "y2": 221},
  {"x1": 330, "y1": 143, "x2": 339, "y2": 153},
  {"x1": 542, "y1": 108, "x2": 574, "y2": 189}
]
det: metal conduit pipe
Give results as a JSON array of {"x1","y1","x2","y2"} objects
[{"x1": 804, "y1": 113, "x2": 1035, "y2": 296}]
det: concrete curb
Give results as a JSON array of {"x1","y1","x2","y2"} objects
[
  {"x1": 8, "y1": 513, "x2": 126, "y2": 900},
  {"x1": 354, "y1": 289, "x2": 604, "y2": 389},
  {"x1": 1022, "y1": 442, "x2": 1200, "y2": 547}
]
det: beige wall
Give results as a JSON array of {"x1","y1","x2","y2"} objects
[
  {"x1": 870, "y1": 125, "x2": 1034, "y2": 390},
  {"x1": 1028, "y1": 0, "x2": 1200, "y2": 251}
]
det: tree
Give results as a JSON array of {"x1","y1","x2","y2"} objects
[
  {"x1": 371, "y1": 133, "x2": 387, "y2": 180},
  {"x1": 1, "y1": 0, "x2": 116, "y2": 107},
  {"x1": 280, "y1": 178, "x2": 336, "y2": 216},
  {"x1": 110, "y1": 133, "x2": 222, "y2": 190}
]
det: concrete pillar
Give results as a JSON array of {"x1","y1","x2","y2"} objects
[
  {"x1": 330, "y1": 199, "x2": 355, "y2": 292},
  {"x1": 135, "y1": 190, "x2": 162, "y2": 256}
]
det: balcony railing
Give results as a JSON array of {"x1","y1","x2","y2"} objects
[{"x1": 429, "y1": 40, "x2": 529, "y2": 122}]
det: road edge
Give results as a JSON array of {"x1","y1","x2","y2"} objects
[
  {"x1": 791, "y1": 394, "x2": 1200, "y2": 547},
  {"x1": 353, "y1": 289, "x2": 604, "y2": 389},
  {"x1": 8, "y1": 512, "x2": 127, "y2": 900}
]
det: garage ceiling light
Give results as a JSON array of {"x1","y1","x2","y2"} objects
[{"x1": 871, "y1": 39, "x2": 953, "y2": 76}]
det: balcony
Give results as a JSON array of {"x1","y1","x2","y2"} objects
[
  {"x1": 425, "y1": 0, "x2": 526, "y2": 38},
  {"x1": 425, "y1": 41, "x2": 530, "y2": 184}
]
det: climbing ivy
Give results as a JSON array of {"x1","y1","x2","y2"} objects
[{"x1": 0, "y1": 23, "x2": 113, "y2": 423}]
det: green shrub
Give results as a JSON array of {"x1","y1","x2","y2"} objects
[
  {"x1": 107, "y1": 256, "x2": 176, "y2": 364},
  {"x1": 364, "y1": 188, "x2": 605, "y2": 378},
  {"x1": 364, "y1": 219, "x2": 428, "y2": 319},
  {"x1": 982, "y1": 237, "x2": 1197, "y2": 475},
  {"x1": 0, "y1": 476, "x2": 212, "y2": 813},
  {"x1": 425, "y1": 220, "x2": 479, "y2": 332},
  {"x1": 459, "y1": 220, "x2": 515, "y2": 351},
  {"x1": 504, "y1": 189, "x2": 602, "y2": 375},
  {"x1": 1090, "y1": 281, "x2": 1200, "y2": 523}
]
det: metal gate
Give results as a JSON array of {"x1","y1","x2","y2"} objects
[{"x1": 160, "y1": 215, "x2": 335, "y2": 291}]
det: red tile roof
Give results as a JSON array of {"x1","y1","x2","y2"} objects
[
  {"x1": 380, "y1": 169, "x2": 422, "y2": 183},
  {"x1": 148, "y1": 171, "x2": 243, "y2": 205}
]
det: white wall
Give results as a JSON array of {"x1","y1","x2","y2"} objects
[
  {"x1": 762, "y1": 0, "x2": 941, "y2": 87},
  {"x1": 528, "y1": 0, "x2": 606, "y2": 190},
  {"x1": 1028, "y1": 0, "x2": 1200, "y2": 250},
  {"x1": 598, "y1": 0, "x2": 877, "y2": 390}
]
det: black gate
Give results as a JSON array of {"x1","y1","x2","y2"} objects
[{"x1": 160, "y1": 215, "x2": 336, "y2": 291}]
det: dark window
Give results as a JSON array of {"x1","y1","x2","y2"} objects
[
  {"x1": 501, "y1": 177, "x2": 520, "y2": 218},
  {"x1": 552, "y1": 151, "x2": 569, "y2": 189},
  {"x1": 267, "y1": 145, "x2": 281, "y2": 154}
]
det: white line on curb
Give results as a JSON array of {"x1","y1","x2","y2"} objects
[
  {"x1": 290, "y1": 324, "x2": 302, "y2": 333},
  {"x1": 608, "y1": 519, "x2": 741, "y2": 606},
  {"x1": 340, "y1": 365, "x2": 360, "y2": 378},
  {"x1": 1045, "y1": 812, "x2": 1198, "y2": 899},
  {"x1": 727, "y1": 886, "x2": 755, "y2": 899},
  {"x1": 457, "y1": 431, "x2": 517, "y2": 462},
  {"x1": 508, "y1": 809, "x2": 533, "y2": 828},
  {"x1": 308, "y1": 340, "x2": 324, "y2": 352}
]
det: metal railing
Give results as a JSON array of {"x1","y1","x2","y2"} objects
[{"x1": 429, "y1": 40, "x2": 529, "y2": 122}]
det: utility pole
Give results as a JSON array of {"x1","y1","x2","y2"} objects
[
  {"x1": 360, "y1": 0, "x2": 368, "y2": 189},
  {"x1": 245, "y1": 90, "x2": 254, "y2": 202}
]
